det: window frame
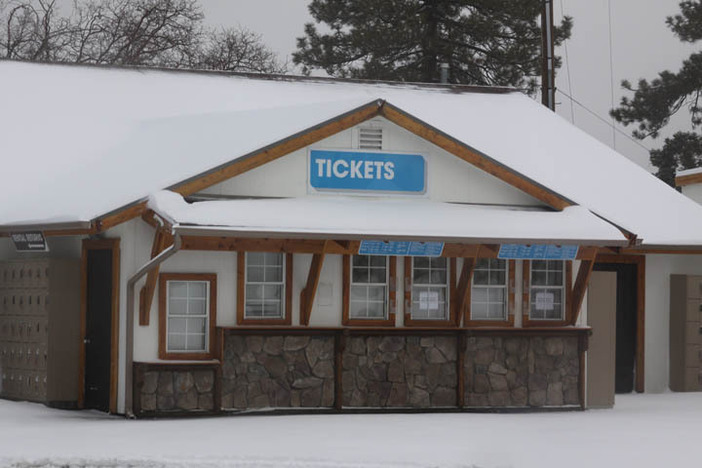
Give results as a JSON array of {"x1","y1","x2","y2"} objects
[
  {"x1": 404, "y1": 256, "x2": 456, "y2": 327},
  {"x1": 342, "y1": 254, "x2": 396, "y2": 327},
  {"x1": 522, "y1": 260, "x2": 573, "y2": 327},
  {"x1": 237, "y1": 252, "x2": 293, "y2": 326},
  {"x1": 465, "y1": 258, "x2": 516, "y2": 327},
  {"x1": 158, "y1": 273, "x2": 217, "y2": 361}
]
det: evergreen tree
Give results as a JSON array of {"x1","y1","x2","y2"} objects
[
  {"x1": 611, "y1": 1, "x2": 702, "y2": 186},
  {"x1": 293, "y1": 0, "x2": 572, "y2": 91}
]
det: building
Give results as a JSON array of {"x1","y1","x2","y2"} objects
[{"x1": 2, "y1": 60, "x2": 702, "y2": 417}]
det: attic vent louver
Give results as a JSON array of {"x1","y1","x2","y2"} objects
[{"x1": 359, "y1": 127, "x2": 383, "y2": 150}]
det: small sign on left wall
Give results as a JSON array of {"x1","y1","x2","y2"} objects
[{"x1": 11, "y1": 231, "x2": 49, "y2": 252}]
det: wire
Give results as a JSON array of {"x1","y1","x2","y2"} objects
[
  {"x1": 556, "y1": 89, "x2": 652, "y2": 153},
  {"x1": 607, "y1": 0, "x2": 617, "y2": 149},
  {"x1": 559, "y1": 0, "x2": 575, "y2": 124}
]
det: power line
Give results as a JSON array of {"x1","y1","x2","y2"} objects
[
  {"x1": 607, "y1": 0, "x2": 617, "y2": 149},
  {"x1": 558, "y1": 0, "x2": 575, "y2": 124},
  {"x1": 556, "y1": 89, "x2": 652, "y2": 153}
]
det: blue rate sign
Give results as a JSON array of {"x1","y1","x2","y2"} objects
[
  {"x1": 497, "y1": 244, "x2": 579, "y2": 260},
  {"x1": 359, "y1": 241, "x2": 444, "y2": 257},
  {"x1": 309, "y1": 150, "x2": 426, "y2": 193}
]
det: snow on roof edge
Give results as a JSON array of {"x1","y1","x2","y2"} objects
[{"x1": 0, "y1": 58, "x2": 519, "y2": 95}]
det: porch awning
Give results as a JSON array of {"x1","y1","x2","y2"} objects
[{"x1": 148, "y1": 191, "x2": 628, "y2": 246}]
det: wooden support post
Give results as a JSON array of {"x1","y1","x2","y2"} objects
[
  {"x1": 300, "y1": 247, "x2": 327, "y2": 326},
  {"x1": 334, "y1": 331, "x2": 347, "y2": 411},
  {"x1": 138, "y1": 227, "x2": 173, "y2": 326},
  {"x1": 456, "y1": 332, "x2": 466, "y2": 408},
  {"x1": 455, "y1": 255, "x2": 478, "y2": 326},
  {"x1": 569, "y1": 247, "x2": 599, "y2": 325}
]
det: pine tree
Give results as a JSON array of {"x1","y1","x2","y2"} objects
[
  {"x1": 293, "y1": 0, "x2": 572, "y2": 91},
  {"x1": 611, "y1": 1, "x2": 702, "y2": 186}
]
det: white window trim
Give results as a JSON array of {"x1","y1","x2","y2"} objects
[
  {"x1": 244, "y1": 252, "x2": 286, "y2": 320},
  {"x1": 349, "y1": 255, "x2": 389, "y2": 320},
  {"x1": 528, "y1": 261, "x2": 566, "y2": 321},
  {"x1": 410, "y1": 257, "x2": 450, "y2": 321},
  {"x1": 165, "y1": 280, "x2": 210, "y2": 354},
  {"x1": 471, "y1": 259, "x2": 509, "y2": 321}
]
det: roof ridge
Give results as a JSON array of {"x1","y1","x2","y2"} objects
[{"x1": 0, "y1": 58, "x2": 518, "y2": 95}]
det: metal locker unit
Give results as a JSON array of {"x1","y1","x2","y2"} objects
[
  {"x1": 0, "y1": 258, "x2": 80, "y2": 407},
  {"x1": 670, "y1": 275, "x2": 702, "y2": 391}
]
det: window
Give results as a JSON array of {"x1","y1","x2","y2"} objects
[
  {"x1": 410, "y1": 257, "x2": 449, "y2": 320},
  {"x1": 471, "y1": 259, "x2": 508, "y2": 321},
  {"x1": 524, "y1": 260, "x2": 571, "y2": 324},
  {"x1": 158, "y1": 273, "x2": 216, "y2": 360},
  {"x1": 343, "y1": 255, "x2": 396, "y2": 326},
  {"x1": 245, "y1": 252, "x2": 285, "y2": 319},
  {"x1": 237, "y1": 252, "x2": 292, "y2": 325}
]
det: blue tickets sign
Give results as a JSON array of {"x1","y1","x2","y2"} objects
[
  {"x1": 359, "y1": 241, "x2": 444, "y2": 257},
  {"x1": 310, "y1": 150, "x2": 426, "y2": 193},
  {"x1": 497, "y1": 244, "x2": 579, "y2": 260}
]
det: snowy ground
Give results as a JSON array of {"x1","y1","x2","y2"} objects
[{"x1": 0, "y1": 393, "x2": 699, "y2": 468}]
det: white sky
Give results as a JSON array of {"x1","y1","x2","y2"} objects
[{"x1": 199, "y1": 0, "x2": 699, "y2": 172}]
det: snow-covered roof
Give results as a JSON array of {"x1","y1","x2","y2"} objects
[
  {"x1": 2, "y1": 60, "x2": 702, "y2": 246},
  {"x1": 148, "y1": 191, "x2": 627, "y2": 245}
]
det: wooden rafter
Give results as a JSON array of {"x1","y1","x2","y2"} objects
[
  {"x1": 300, "y1": 246, "x2": 327, "y2": 326},
  {"x1": 568, "y1": 247, "x2": 599, "y2": 325},
  {"x1": 379, "y1": 103, "x2": 572, "y2": 211}
]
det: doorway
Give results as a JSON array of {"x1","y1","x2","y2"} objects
[
  {"x1": 81, "y1": 239, "x2": 120, "y2": 412},
  {"x1": 593, "y1": 254, "x2": 645, "y2": 393}
]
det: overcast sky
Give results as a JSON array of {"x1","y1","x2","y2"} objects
[{"x1": 182, "y1": 1, "x2": 698, "y2": 172}]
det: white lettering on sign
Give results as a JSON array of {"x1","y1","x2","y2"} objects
[
  {"x1": 535, "y1": 292, "x2": 555, "y2": 311},
  {"x1": 316, "y1": 158, "x2": 395, "y2": 181},
  {"x1": 419, "y1": 291, "x2": 440, "y2": 310}
]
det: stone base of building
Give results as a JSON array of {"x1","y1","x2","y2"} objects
[{"x1": 132, "y1": 328, "x2": 587, "y2": 417}]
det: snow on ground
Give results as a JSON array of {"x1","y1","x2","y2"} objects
[{"x1": 0, "y1": 392, "x2": 699, "y2": 468}]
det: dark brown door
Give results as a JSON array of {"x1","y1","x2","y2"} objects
[
  {"x1": 84, "y1": 248, "x2": 113, "y2": 411},
  {"x1": 593, "y1": 262, "x2": 638, "y2": 394}
]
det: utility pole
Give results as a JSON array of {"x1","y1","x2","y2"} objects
[{"x1": 541, "y1": 0, "x2": 556, "y2": 111}]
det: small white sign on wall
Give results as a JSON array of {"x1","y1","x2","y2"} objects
[
  {"x1": 535, "y1": 292, "x2": 555, "y2": 311},
  {"x1": 419, "y1": 291, "x2": 440, "y2": 310}
]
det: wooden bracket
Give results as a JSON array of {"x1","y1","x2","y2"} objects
[
  {"x1": 569, "y1": 247, "x2": 599, "y2": 325},
  {"x1": 138, "y1": 226, "x2": 174, "y2": 326},
  {"x1": 299, "y1": 242, "x2": 328, "y2": 326},
  {"x1": 455, "y1": 252, "x2": 479, "y2": 327}
]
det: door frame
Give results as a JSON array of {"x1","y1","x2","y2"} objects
[
  {"x1": 594, "y1": 253, "x2": 645, "y2": 393},
  {"x1": 80, "y1": 238, "x2": 120, "y2": 413}
]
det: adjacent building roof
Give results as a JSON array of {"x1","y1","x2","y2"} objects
[{"x1": 2, "y1": 60, "x2": 702, "y2": 246}]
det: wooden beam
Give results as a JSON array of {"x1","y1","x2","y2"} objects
[
  {"x1": 455, "y1": 256, "x2": 478, "y2": 325},
  {"x1": 379, "y1": 104, "x2": 572, "y2": 211},
  {"x1": 138, "y1": 227, "x2": 174, "y2": 326},
  {"x1": 95, "y1": 202, "x2": 148, "y2": 232},
  {"x1": 569, "y1": 255, "x2": 597, "y2": 325},
  {"x1": 173, "y1": 102, "x2": 382, "y2": 196},
  {"x1": 300, "y1": 250, "x2": 326, "y2": 326},
  {"x1": 675, "y1": 171, "x2": 702, "y2": 187},
  {"x1": 180, "y1": 236, "x2": 359, "y2": 255}
]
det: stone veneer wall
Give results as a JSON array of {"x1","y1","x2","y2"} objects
[
  {"x1": 134, "y1": 364, "x2": 218, "y2": 416},
  {"x1": 342, "y1": 335, "x2": 457, "y2": 407},
  {"x1": 135, "y1": 331, "x2": 584, "y2": 416},
  {"x1": 464, "y1": 336, "x2": 580, "y2": 407},
  {"x1": 221, "y1": 334, "x2": 335, "y2": 409}
]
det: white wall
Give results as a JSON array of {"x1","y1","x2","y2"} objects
[
  {"x1": 681, "y1": 184, "x2": 702, "y2": 205},
  {"x1": 199, "y1": 117, "x2": 545, "y2": 207},
  {"x1": 645, "y1": 254, "x2": 702, "y2": 393}
]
